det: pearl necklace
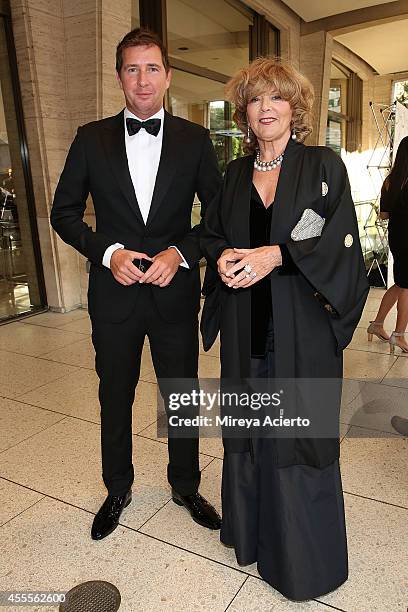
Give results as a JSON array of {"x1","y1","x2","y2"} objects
[{"x1": 254, "y1": 150, "x2": 284, "y2": 172}]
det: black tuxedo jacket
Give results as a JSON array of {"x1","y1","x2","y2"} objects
[{"x1": 51, "y1": 110, "x2": 222, "y2": 323}]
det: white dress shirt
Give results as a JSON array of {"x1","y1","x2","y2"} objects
[{"x1": 102, "y1": 107, "x2": 187, "y2": 268}]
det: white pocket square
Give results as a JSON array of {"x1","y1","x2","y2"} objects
[{"x1": 291, "y1": 209, "x2": 325, "y2": 241}]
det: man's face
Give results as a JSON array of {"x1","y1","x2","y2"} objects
[{"x1": 117, "y1": 44, "x2": 171, "y2": 119}]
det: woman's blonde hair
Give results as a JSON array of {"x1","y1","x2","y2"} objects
[{"x1": 225, "y1": 57, "x2": 314, "y2": 153}]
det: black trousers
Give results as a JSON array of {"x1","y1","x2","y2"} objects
[{"x1": 91, "y1": 285, "x2": 201, "y2": 497}]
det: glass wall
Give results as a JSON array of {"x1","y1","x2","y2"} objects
[
  {"x1": 326, "y1": 62, "x2": 348, "y2": 155},
  {"x1": 0, "y1": 12, "x2": 45, "y2": 322},
  {"x1": 169, "y1": 70, "x2": 243, "y2": 174},
  {"x1": 167, "y1": 0, "x2": 252, "y2": 176}
]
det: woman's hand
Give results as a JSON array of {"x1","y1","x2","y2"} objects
[
  {"x1": 223, "y1": 246, "x2": 282, "y2": 289},
  {"x1": 217, "y1": 248, "x2": 243, "y2": 284}
]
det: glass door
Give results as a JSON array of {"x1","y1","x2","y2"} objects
[{"x1": 0, "y1": 9, "x2": 46, "y2": 322}]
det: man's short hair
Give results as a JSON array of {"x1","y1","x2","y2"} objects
[{"x1": 116, "y1": 28, "x2": 170, "y2": 73}]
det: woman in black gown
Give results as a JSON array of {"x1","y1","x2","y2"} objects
[
  {"x1": 201, "y1": 58, "x2": 369, "y2": 601},
  {"x1": 368, "y1": 136, "x2": 408, "y2": 353}
]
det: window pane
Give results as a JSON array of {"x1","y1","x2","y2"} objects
[
  {"x1": 169, "y1": 69, "x2": 243, "y2": 174},
  {"x1": 329, "y1": 63, "x2": 348, "y2": 115},
  {"x1": 169, "y1": 68, "x2": 243, "y2": 226},
  {"x1": 268, "y1": 24, "x2": 279, "y2": 57},
  {"x1": 326, "y1": 118, "x2": 342, "y2": 156},
  {"x1": 167, "y1": 0, "x2": 252, "y2": 77},
  {"x1": 328, "y1": 85, "x2": 342, "y2": 114}
]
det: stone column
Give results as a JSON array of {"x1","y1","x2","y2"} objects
[{"x1": 300, "y1": 31, "x2": 333, "y2": 146}]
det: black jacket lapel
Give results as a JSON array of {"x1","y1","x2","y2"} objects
[
  {"x1": 101, "y1": 110, "x2": 145, "y2": 225},
  {"x1": 229, "y1": 141, "x2": 305, "y2": 247},
  {"x1": 269, "y1": 139, "x2": 305, "y2": 244},
  {"x1": 146, "y1": 111, "x2": 183, "y2": 227}
]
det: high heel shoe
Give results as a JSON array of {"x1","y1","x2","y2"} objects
[
  {"x1": 389, "y1": 331, "x2": 408, "y2": 354},
  {"x1": 367, "y1": 321, "x2": 389, "y2": 342}
]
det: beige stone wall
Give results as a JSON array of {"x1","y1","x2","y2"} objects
[
  {"x1": 101, "y1": 0, "x2": 131, "y2": 117},
  {"x1": 299, "y1": 31, "x2": 333, "y2": 146},
  {"x1": 10, "y1": 0, "x2": 131, "y2": 311}
]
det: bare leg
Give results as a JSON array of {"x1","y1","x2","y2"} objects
[
  {"x1": 369, "y1": 284, "x2": 400, "y2": 340},
  {"x1": 375, "y1": 284, "x2": 399, "y2": 323},
  {"x1": 395, "y1": 287, "x2": 408, "y2": 351}
]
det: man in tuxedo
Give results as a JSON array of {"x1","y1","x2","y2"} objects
[{"x1": 51, "y1": 28, "x2": 222, "y2": 540}]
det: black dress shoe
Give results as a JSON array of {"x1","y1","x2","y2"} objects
[
  {"x1": 91, "y1": 490, "x2": 132, "y2": 540},
  {"x1": 172, "y1": 490, "x2": 221, "y2": 530}
]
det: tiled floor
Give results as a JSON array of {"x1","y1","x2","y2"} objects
[{"x1": 0, "y1": 289, "x2": 407, "y2": 611}]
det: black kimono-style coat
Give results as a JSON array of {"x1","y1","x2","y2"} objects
[{"x1": 200, "y1": 138, "x2": 369, "y2": 468}]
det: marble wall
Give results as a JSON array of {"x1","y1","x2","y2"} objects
[{"x1": 299, "y1": 31, "x2": 333, "y2": 146}]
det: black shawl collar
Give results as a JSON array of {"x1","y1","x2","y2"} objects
[{"x1": 101, "y1": 109, "x2": 184, "y2": 226}]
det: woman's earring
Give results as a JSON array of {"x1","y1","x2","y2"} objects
[
  {"x1": 244, "y1": 125, "x2": 251, "y2": 144},
  {"x1": 291, "y1": 128, "x2": 297, "y2": 140}
]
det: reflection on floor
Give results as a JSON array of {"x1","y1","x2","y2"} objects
[
  {"x1": 0, "y1": 288, "x2": 406, "y2": 611},
  {"x1": 0, "y1": 280, "x2": 39, "y2": 321}
]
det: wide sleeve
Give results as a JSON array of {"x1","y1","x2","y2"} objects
[
  {"x1": 200, "y1": 166, "x2": 232, "y2": 274},
  {"x1": 199, "y1": 166, "x2": 232, "y2": 350},
  {"x1": 286, "y1": 149, "x2": 369, "y2": 352}
]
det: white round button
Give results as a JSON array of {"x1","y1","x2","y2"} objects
[{"x1": 344, "y1": 234, "x2": 353, "y2": 247}]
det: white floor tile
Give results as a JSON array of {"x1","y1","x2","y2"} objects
[{"x1": 0, "y1": 497, "x2": 245, "y2": 612}]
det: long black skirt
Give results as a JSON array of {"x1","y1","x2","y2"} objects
[{"x1": 220, "y1": 349, "x2": 348, "y2": 601}]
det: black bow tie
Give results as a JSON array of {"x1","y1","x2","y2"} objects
[{"x1": 126, "y1": 117, "x2": 161, "y2": 137}]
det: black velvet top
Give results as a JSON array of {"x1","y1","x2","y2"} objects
[{"x1": 250, "y1": 184, "x2": 274, "y2": 357}]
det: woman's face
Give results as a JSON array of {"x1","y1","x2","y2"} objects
[{"x1": 246, "y1": 88, "x2": 292, "y2": 145}]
